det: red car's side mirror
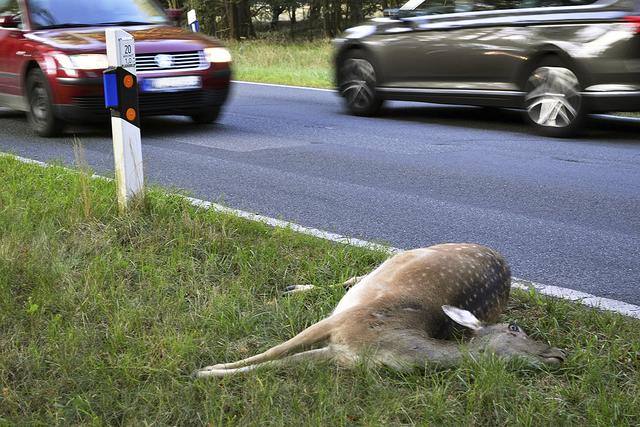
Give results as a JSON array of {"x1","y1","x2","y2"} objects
[{"x1": 0, "y1": 15, "x2": 20, "y2": 28}]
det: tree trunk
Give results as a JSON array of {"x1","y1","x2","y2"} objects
[
  {"x1": 349, "y1": 0, "x2": 364, "y2": 25},
  {"x1": 309, "y1": 0, "x2": 321, "y2": 22},
  {"x1": 225, "y1": 0, "x2": 240, "y2": 40},
  {"x1": 237, "y1": 0, "x2": 254, "y2": 38},
  {"x1": 289, "y1": 6, "x2": 297, "y2": 39},
  {"x1": 270, "y1": 6, "x2": 285, "y2": 30},
  {"x1": 322, "y1": 0, "x2": 341, "y2": 37},
  {"x1": 333, "y1": 0, "x2": 342, "y2": 32},
  {"x1": 322, "y1": 0, "x2": 332, "y2": 37}
]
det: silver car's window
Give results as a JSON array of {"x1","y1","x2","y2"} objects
[
  {"x1": 515, "y1": 0, "x2": 598, "y2": 6},
  {"x1": 399, "y1": 0, "x2": 460, "y2": 15},
  {"x1": 399, "y1": 0, "x2": 597, "y2": 15}
]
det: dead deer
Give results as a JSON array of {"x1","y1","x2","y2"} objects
[{"x1": 195, "y1": 243, "x2": 565, "y2": 377}]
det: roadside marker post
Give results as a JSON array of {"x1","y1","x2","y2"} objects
[
  {"x1": 188, "y1": 9, "x2": 199, "y2": 32},
  {"x1": 103, "y1": 29, "x2": 144, "y2": 211}
]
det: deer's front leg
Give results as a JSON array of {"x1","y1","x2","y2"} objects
[{"x1": 282, "y1": 275, "x2": 365, "y2": 296}]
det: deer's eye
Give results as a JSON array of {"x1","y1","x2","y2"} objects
[{"x1": 508, "y1": 324, "x2": 520, "y2": 333}]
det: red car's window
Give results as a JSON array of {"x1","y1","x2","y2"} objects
[{"x1": 28, "y1": 0, "x2": 168, "y2": 29}]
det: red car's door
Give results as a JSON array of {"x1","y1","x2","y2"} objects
[{"x1": 0, "y1": 0, "x2": 27, "y2": 107}]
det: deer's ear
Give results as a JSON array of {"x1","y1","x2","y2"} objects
[{"x1": 442, "y1": 305, "x2": 483, "y2": 331}]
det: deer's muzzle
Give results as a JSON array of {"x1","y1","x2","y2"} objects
[{"x1": 539, "y1": 347, "x2": 566, "y2": 365}]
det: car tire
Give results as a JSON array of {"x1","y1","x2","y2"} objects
[
  {"x1": 523, "y1": 58, "x2": 584, "y2": 138},
  {"x1": 190, "y1": 107, "x2": 221, "y2": 124},
  {"x1": 338, "y1": 52, "x2": 383, "y2": 116},
  {"x1": 25, "y1": 68, "x2": 64, "y2": 137}
]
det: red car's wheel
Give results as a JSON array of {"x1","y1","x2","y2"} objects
[
  {"x1": 25, "y1": 68, "x2": 65, "y2": 137},
  {"x1": 190, "y1": 106, "x2": 221, "y2": 124}
]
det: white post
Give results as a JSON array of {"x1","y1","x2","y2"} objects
[
  {"x1": 187, "y1": 9, "x2": 199, "y2": 32},
  {"x1": 105, "y1": 29, "x2": 143, "y2": 211}
]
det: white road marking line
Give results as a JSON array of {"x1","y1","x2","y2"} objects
[
  {"x1": 512, "y1": 280, "x2": 640, "y2": 318},
  {"x1": 3, "y1": 152, "x2": 639, "y2": 319},
  {"x1": 591, "y1": 113, "x2": 640, "y2": 123},
  {"x1": 233, "y1": 80, "x2": 336, "y2": 92}
]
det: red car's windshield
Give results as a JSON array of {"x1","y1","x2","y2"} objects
[{"x1": 28, "y1": 0, "x2": 168, "y2": 29}]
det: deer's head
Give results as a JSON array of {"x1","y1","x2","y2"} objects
[{"x1": 442, "y1": 305, "x2": 565, "y2": 366}]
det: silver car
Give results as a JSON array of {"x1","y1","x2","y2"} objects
[{"x1": 334, "y1": 0, "x2": 640, "y2": 136}]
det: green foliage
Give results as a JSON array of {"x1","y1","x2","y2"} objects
[
  {"x1": 160, "y1": 0, "x2": 398, "y2": 39},
  {"x1": 1, "y1": 156, "x2": 639, "y2": 425},
  {"x1": 187, "y1": 0, "x2": 224, "y2": 34}
]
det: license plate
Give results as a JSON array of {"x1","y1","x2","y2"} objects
[{"x1": 141, "y1": 76, "x2": 202, "y2": 92}]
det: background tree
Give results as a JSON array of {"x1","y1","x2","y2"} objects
[{"x1": 161, "y1": 0, "x2": 406, "y2": 39}]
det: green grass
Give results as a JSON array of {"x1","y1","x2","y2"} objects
[
  {"x1": 1, "y1": 155, "x2": 640, "y2": 425},
  {"x1": 228, "y1": 39, "x2": 333, "y2": 88},
  {"x1": 614, "y1": 112, "x2": 640, "y2": 118}
]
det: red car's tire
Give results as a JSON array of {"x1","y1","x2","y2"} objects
[
  {"x1": 190, "y1": 107, "x2": 221, "y2": 124},
  {"x1": 25, "y1": 68, "x2": 65, "y2": 137}
]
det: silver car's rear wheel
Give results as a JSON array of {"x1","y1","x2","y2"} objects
[
  {"x1": 339, "y1": 55, "x2": 383, "y2": 116},
  {"x1": 524, "y1": 66, "x2": 584, "y2": 137}
]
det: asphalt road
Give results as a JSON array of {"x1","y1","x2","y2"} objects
[{"x1": 1, "y1": 81, "x2": 639, "y2": 305}]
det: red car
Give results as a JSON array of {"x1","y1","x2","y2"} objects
[{"x1": 0, "y1": 0, "x2": 231, "y2": 136}]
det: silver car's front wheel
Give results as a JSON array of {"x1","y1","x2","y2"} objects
[
  {"x1": 524, "y1": 66, "x2": 583, "y2": 137},
  {"x1": 339, "y1": 56, "x2": 383, "y2": 116}
]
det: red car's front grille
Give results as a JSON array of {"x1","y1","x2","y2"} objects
[{"x1": 135, "y1": 51, "x2": 207, "y2": 72}]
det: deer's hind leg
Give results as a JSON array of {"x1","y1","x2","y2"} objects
[
  {"x1": 195, "y1": 347, "x2": 335, "y2": 378},
  {"x1": 196, "y1": 311, "x2": 352, "y2": 377}
]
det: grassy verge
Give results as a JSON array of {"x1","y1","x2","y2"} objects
[
  {"x1": 228, "y1": 39, "x2": 333, "y2": 88},
  {"x1": 1, "y1": 155, "x2": 639, "y2": 425}
]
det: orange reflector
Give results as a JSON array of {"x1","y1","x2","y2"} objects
[
  {"x1": 126, "y1": 108, "x2": 137, "y2": 122},
  {"x1": 123, "y1": 75, "x2": 134, "y2": 89}
]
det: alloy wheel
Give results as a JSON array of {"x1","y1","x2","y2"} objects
[
  {"x1": 525, "y1": 66, "x2": 581, "y2": 129},
  {"x1": 340, "y1": 58, "x2": 381, "y2": 115}
]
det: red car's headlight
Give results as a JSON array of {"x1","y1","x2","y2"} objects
[
  {"x1": 204, "y1": 47, "x2": 231, "y2": 63},
  {"x1": 54, "y1": 53, "x2": 109, "y2": 70}
]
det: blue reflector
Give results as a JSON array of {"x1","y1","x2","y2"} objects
[{"x1": 103, "y1": 72, "x2": 118, "y2": 108}]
